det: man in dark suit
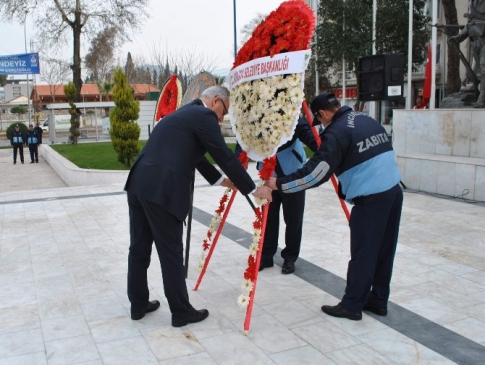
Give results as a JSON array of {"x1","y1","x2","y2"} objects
[{"x1": 124, "y1": 86, "x2": 272, "y2": 327}]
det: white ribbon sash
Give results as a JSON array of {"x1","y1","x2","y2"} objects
[{"x1": 229, "y1": 49, "x2": 311, "y2": 89}]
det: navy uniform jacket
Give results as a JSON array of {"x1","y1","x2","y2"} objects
[
  {"x1": 273, "y1": 117, "x2": 319, "y2": 177},
  {"x1": 276, "y1": 106, "x2": 401, "y2": 204},
  {"x1": 11, "y1": 130, "x2": 25, "y2": 145},
  {"x1": 26, "y1": 130, "x2": 40, "y2": 145},
  {"x1": 235, "y1": 117, "x2": 318, "y2": 177},
  {"x1": 125, "y1": 99, "x2": 256, "y2": 221}
]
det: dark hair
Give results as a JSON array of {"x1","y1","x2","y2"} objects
[{"x1": 325, "y1": 102, "x2": 341, "y2": 111}]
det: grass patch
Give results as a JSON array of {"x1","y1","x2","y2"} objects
[
  {"x1": 51, "y1": 142, "x2": 146, "y2": 170},
  {"x1": 50, "y1": 141, "x2": 315, "y2": 170}
]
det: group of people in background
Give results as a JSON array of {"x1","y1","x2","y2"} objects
[{"x1": 10, "y1": 122, "x2": 43, "y2": 164}]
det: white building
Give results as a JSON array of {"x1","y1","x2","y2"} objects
[{"x1": 4, "y1": 83, "x2": 29, "y2": 100}]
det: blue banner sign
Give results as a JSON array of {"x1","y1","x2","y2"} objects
[{"x1": 0, "y1": 53, "x2": 40, "y2": 75}]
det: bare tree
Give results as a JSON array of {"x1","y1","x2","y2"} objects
[
  {"x1": 147, "y1": 41, "x2": 170, "y2": 88},
  {"x1": 85, "y1": 27, "x2": 118, "y2": 82},
  {"x1": 171, "y1": 48, "x2": 218, "y2": 90},
  {"x1": 0, "y1": 0, "x2": 148, "y2": 102},
  {"x1": 39, "y1": 57, "x2": 71, "y2": 101},
  {"x1": 144, "y1": 43, "x2": 219, "y2": 90},
  {"x1": 239, "y1": 13, "x2": 266, "y2": 49}
]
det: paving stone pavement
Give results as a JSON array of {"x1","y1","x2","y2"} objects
[{"x1": 1, "y1": 143, "x2": 485, "y2": 364}]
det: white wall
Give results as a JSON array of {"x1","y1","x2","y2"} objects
[
  {"x1": 137, "y1": 101, "x2": 156, "y2": 140},
  {"x1": 393, "y1": 109, "x2": 485, "y2": 202},
  {"x1": 41, "y1": 144, "x2": 129, "y2": 186}
]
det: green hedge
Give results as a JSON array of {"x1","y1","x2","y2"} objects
[{"x1": 6, "y1": 122, "x2": 27, "y2": 140}]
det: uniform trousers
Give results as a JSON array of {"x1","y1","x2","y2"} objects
[
  {"x1": 29, "y1": 144, "x2": 39, "y2": 162},
  {"x1": 13, "y1": 144, "x2": 24, "y2": 163},
  {"x1": 340, "y1": 185, "x2": 403, "y2": 313},
  {"x1": 127, "y1": 193, "x2": 193, "y2": 321},
  {"x1": 261, "y1": 189, "x2": 305, "y2": 263}
]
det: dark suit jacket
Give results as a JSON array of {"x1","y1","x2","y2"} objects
[{"x1": 125, "y1": 99, "x2": 255, "y2": 221}]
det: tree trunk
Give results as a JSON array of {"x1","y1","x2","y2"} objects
[
  {"x1": 69, "y1": 1, "x2": 83, "y2": 144},
  {"x1": 72, "y1": 16, "x2": 83, "y2": 102},
  {"x1": 442, "y1": 0, "x2": 461, "y2": 94}
]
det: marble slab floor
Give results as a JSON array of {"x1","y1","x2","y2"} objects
[{"x1": 1, "y1": 165, "x2": 485, "y2": 365}]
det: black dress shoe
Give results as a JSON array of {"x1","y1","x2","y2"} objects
[
  {"x1": 172, "y1": 309, "x2": 209, "y2": 327},
  {"x1": 258, "y1": 261, "x2": 274, "y2": 272},
  {"x1": 281, "y1": 260, "x2": 295, "y2": 274},
  {"x1": 363, "y1": 304, "x2": 388, "y2": 316},
  {"x1": 131, "y1": 300, "x2": 160, "y2": 320},
  {"x1": 321, "y1": 304, "x2": 362, "y2": 321}
]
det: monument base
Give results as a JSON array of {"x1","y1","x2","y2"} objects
[
  {"x1": 439, "y1": 91, "x2": 478, "y2": 109},
  {"x1": 393, "y1": 109, "x2": 485, "y2": 202}
]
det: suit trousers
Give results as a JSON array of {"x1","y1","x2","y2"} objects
[
  {"x1": 261, "y1": 189, "x2": 306, "y2": 263},
  {"x1": 127, "y1": 193, "x2": 193, "y2": 320},
  {"x1": 340, "y1": 185, "x2": 403, "y2": 313},
  {"x1": 13, "y1": 144, "x2": 24, "y2": 163}
]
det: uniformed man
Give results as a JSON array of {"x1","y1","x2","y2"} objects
[
  {"x1": 237, "y1": 117, "x2": 318, "y2": 275},
  {"x1": 266, "y1": 93, "x2": 403, "y2": 320},
  {"x1": 11, "y1": 124, "x2": 25, "y2": 164},
  {"x1": 26, "y1": 123, "x2": 41, "y2": 163}
]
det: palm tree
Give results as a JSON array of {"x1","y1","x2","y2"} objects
[{"x1": 97, "y1": 80, "x2": 114, "y2": 102}]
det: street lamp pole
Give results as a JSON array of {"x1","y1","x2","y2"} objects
[
  {"x1": 369, "y1": 0, "x2": 377, "y2": 119},
  {"x1": 233, "y1": 0, "x2": 237, "y2": 59},
  {"x1": 312, "y1": 0, "x2": 319, "y2": 95},
  {"x1": 24, "y1": 11, "x2": 32, "y2": 124},
  {"x1": 406, "y1": 0, "x2": 413, "y2": 109}
]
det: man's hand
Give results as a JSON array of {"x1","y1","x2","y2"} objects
[
  {"x1": 221, "y1": 178, "x2": 237, "y2": 191},
  {"x1": 265, "y1": 177, "x2": 278, "y2": 190},
  {"x1": 252, "y1": 186, "x2": 273, "y2": 202}
]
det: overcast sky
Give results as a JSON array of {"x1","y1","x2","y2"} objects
[{"x1": 0, "y1": 0, "x2": 289, "y2": 78}]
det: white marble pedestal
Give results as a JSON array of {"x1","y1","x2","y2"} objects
[{"x1": 393, "y1": 109, "x2": 485, "y2": 202}]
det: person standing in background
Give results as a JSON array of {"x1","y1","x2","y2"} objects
[
  {"x1": 11, "y1": 124, "x2": 25, "y2": 164},
  {"x1": 238, "y1": 116, "x2": 318, "y2": 275},
  {"x1": 26, "y1": 123, "x2": 41, "y2": 163},
  {"x1": 34, "y1": 122, "x2": 43, "y2": 144},
  {"x1": 413, "y1": 96, "x2": 427, "y2": 109}
]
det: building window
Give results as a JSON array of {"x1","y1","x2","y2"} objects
[{"x1": 12, "y1": 86, "x2": 22, "y2": 97}]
